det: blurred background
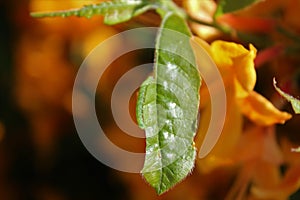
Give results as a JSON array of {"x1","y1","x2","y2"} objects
[
  {"x1": 0, "y1": 0, "x2": 154, "y2": 199},
  {"x1": 1, "y1": 0, "x2": 300, "y2": 200}
]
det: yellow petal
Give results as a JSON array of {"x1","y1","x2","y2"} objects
[
  {"x1": 210, "y1": 41, "x2": 257, "y2": 98},
  {"x1": 195, "y1": 100, "x2": 233, "y2": 173},
  {"x1": 191, "y1": 36, "x2": 229, "y2": 109},
  {"x1": 196, "y1": 87, "x2": 242, "y2": 173},
  {"x1": 233, "y1": 44, "x2": 257, "y2": 98},
  {"x1": 239, "y1": 91, "x2": 292, "y2": 126},
  {"x1": 210, "y1": 40, "x2": 250, "y2": 70}
]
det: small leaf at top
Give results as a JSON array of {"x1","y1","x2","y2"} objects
[
  {"x1": 273, "y1": 78, "x2": 300, "y2": 114},
  {"x1": 30, "y1": 0, "x2": 159, "y2": 25},
  {"x1": 215, "y1": 0, "x2": 262, "y2": 17},
  {"x1": 137, "y1": 12, "x2": 201, "y2": 195}
]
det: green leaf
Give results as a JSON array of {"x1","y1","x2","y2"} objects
[
  {"x1": 136, "y1": 76, "x2": 155, "y2": 129},
  {"x1": 137, "y1": 12, "x2": 201, "y2": 195},
  {"x1": 215, "y1": 0, "x2": 262, "y2": 17},
  {"x1": 273, "y1": 78, "x2": 300, "y2": 114},
  {"x1": 30, "y1": 0, "x2": 159, "y2": 25},
  {"x1": 156, "y1": 0, "x2": 186, "y2": 19}
]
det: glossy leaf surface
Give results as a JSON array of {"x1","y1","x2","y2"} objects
[{"x1": 137, "y1": 12, "x2": 201, "y2": 194}]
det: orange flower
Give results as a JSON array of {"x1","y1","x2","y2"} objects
[
  {"x1": 191, "y1": 37, "x2": 292, "y2": 173},
  {"x1": 227, "y1": 127, "x2": 300, "y2": 199}
]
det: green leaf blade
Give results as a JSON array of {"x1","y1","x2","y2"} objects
[
  {"x1": 137, "y1": 13, "x2": 201, "y2": 195},
  {"x1": 30, "y1": 0, "x2": 158, "y2": 25},
  {"x1": 273, "y1": 78, "x2": 300, "y2": 114},
  {"x1": 215, "y1": 0, "x2": 262, "y2": 17},
  {"x1": 136, "y1": 76, "x2": 156, "y2": 129}
]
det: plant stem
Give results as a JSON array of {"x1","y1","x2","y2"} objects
[{"x1": 187, "y1": 15, "x2": 232, "y2": 35}]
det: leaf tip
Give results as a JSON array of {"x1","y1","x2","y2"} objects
[
  {"x1": 155, "y1": 186, "x2": 168, "y2": 195},
  {"x1": 141, "y1": 170, "x2": 170, "y2": 195},
  {"x1": 273, "y1": 77, "x2": 300, "y2": 114}
]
